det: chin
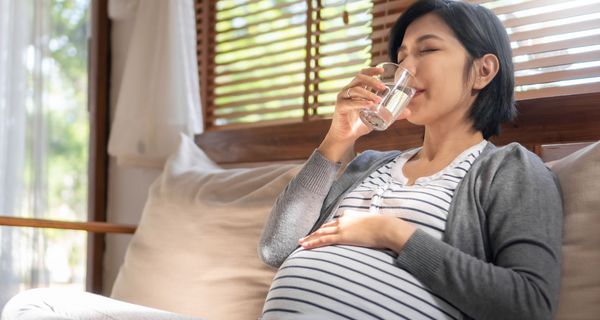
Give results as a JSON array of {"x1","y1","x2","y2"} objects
[{"x1": 404, "y1": 109, "x2": 425, "y2": 126}]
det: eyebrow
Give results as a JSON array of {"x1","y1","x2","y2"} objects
[{"x1": 398, "y1": 34, "x2": 444, "y2": 52}]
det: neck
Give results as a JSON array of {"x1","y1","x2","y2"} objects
[{"x1": 418, "y1": 121, "x2": 484, "y2": 162}]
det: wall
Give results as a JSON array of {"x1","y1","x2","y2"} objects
[{"x1": 102, "y1": 8, "x2": 162, "y2": 294}]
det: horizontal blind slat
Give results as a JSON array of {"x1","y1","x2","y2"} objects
[
  {"x1": 516, "y1": 82, "x2": 600, "y2": 100},
  {"x1": 312, "y1": 58, "x2": 369, "y2": 72},
  {"x1": 217, "y1": 11, "x2": 304, "y2": 35},
  {"x1": 512, "y1": 34, "x2": 600, "y2": 57},
  {"x1": 317, "y1": 44, "x2": 368, "y2": 58},
  {"x1": 209, "y1": 117, "x2": 303, "y2": 131},
  {"x1": 319, "y1": 6, "x2": 370, "y2": 22},
  {"x1": 315, "y1": 19, "x2": 369, "y2": 35},
  {"x1": 216, "y1": 57, "x2": 305, "y2": 77},
  {"x1": 315, "y1": 70, "x2": 357, "y2": 84},
  {"x1": 485, "y1": 0, "x2": 567, "y2": 16},
  {"x1": 502, "y1": 2, "x2": 600, "y2": 29},
  {"x1": 217, "y1": 20, "x2": 306, "y2": 45},
  {"x1": 212, "y1": 105, "x2": 302, "y2": 120},
  {"x1": 509, "y1": 18, "x2": 600, "y2": 42},
  {"x1": 316, "y1": 87, "x2": 347, "y2": 95},
  {"x1": 372, "y1": 12, "x2": 403, "y2": 28},
  {"x1": 218, "y1": 31, "x2": 305, "y2": 55},
  {"x1": 372, "y1": 41, "x2": 389, "y2": 56},
  {"x1": 213, "y1": 67, "x2": 305, "y2": 87},
  {"x1": 216, "y1": 0, "x2": 304, "y2": 23},
  {"x1": 211, "y1": 81, "x2": 305, "y2": 99},
  {"x1": 516, "y1": 66, "x2": 600, "y2": 86},
  {"x1": 216, "y1": 43, "x2": 306, "y2": 66},
  {"x1": 371, "y1": 26, "x2": 396, "y2": 41},
  {"x1": 316, "y1": 32, "x2": 371, "y2": 47},
  {"x1": 215, "y1": 92, "x2": 304, "y2": 110},
  {"x1": 216, "y1": 0, "x2": 254, "y2": 14},
  {"x1": 372, "y1": 0, "x2": 413, "y2": 15},
  {"x1": 515, "y1": 50, "x2": 600, "y2": 71}
]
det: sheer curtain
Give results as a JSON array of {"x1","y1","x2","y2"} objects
[
  {"x1": 0, "y1": 0, "x2": 52, "y2": 308},
  {"x1": 107, "y1": 0, "x2": 203, "y2": 168},
  {"x1": 0, "y1": 0, "x2": 27, "y2": 306}
]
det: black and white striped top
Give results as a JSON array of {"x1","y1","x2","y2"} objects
[{"x1": 261, "y1": 140, "x2": 487, "y2": 320}]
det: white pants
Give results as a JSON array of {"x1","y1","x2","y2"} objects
[{"x1": 1, "y1": 288, "x2": 203, "y2": 320}]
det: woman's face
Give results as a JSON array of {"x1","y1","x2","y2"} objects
[{"x1": 397, "y1": 13, "x2": 477, "y2": 128}]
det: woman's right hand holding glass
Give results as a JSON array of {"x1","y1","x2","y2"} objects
[{"x1": 318, "y1": 67, "x2": 386, "y2": 163}]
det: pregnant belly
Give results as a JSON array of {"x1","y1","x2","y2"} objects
[{"x1": 261, "y1": 245, "x2": 462, "y2": 320}]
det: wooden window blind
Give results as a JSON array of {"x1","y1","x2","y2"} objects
[
  {"x1": 196, "y1": 0, "x2": 372, "y2": 130},
  {"x1": 372, "y1": 0, "x2": 600, "y2": 101}
]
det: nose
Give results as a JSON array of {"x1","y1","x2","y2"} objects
[{"x1": 397, "y1": 56, "x2": 416, "y2": 76}]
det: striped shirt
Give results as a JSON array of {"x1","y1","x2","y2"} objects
[{"x1": 262, "y1": 140, "x2": 487, "y2": 320}]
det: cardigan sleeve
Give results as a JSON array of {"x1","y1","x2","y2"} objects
[
  {"x1": 258, "y1": 149, "x2": 341, "y2": 268},
  {"x1": 395, "y1": 145, "x2": 563, "y2": 320}
]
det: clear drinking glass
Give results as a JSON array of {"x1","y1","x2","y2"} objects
[{"x1": 359, "y1": 62, "x2": 416, "y2": 131}]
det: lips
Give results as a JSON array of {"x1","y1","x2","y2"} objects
[{"x1": 413, "y1": 89, "x2": 425, "y2": 96}]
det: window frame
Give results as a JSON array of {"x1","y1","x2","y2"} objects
[{"x1": 87, "y1": 0, "x2": 112, "y2": 294}]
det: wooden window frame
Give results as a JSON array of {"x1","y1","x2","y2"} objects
[{"x1": 86, "y1": 0, "x2": 111, "y2": 294}]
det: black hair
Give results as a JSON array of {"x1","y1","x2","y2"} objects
[{"x1": 388, "y1": 0, "x2": 515, "y2": 139}]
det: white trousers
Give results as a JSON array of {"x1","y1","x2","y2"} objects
[{"x1": 1, "y1": 288, "x2": 203, "y2": 320}]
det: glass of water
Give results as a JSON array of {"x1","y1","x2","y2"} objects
[{"x1": 359, "y1": 62, "x2": 415, "y2": 131}]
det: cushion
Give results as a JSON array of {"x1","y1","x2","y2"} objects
[
  {"x1": 110, "y1": 134, "x2": 301, "y2": 320},
  {"x1": 547, "y1": 141, "x2": 600, "y2": 319}
]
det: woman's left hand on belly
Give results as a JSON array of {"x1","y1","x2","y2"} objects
[{"x1": 298, "y1": 210, "x2": 416, "y2": 253}]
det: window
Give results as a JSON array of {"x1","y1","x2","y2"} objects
[
  {"x1": 0, "y1": 0, "x2": 90, "y2": 306},
  {"x1": 197, "y1": 0, "x2": 372, "y2": 130},
  {"x1": 484, "y1": 0, "x2": 600, "y2": 100},
  {"x1": 0, "y1": 0, "x2": 115, "y2": 305},
  {"x1": 195, "y1": 0, "x2": 600, "y2": 163}
]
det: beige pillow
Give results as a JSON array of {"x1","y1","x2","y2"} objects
[
  {"x1": 111, "y1": 135, "x2": 300, "y2": 320},
  {"x1": 548, "y1": 141, "x2": 600, "y2": 320}
]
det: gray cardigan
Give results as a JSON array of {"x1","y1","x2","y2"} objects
[{"x1": 259, "y1": 142, "x2": 563, "y2": 320}]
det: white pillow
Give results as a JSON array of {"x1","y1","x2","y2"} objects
[
  {"x1": 548, "y1": 141, "x2": 600, "y2": 320},
  {"x1": 111, "y1": 135, "x2": 301, "y2": 320}
]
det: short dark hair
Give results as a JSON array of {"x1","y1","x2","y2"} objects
[{"x1": 388, "y1": 0, "x2": 515, "y2": 139}]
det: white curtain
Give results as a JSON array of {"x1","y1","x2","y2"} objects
[
  {"x1": 107, "y1": 0, "x2": 203, "y2": 168},
  {"x1": 0, "y1": 0, "x2": 49, "y2": 307}
]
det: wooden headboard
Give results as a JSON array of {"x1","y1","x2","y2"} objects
[
  {"x1": 196, "y1": 92, "x2": 600, "y2": 164},
  {"x1": 3, "y1": 92, "x2": 598, "y2": 235}
]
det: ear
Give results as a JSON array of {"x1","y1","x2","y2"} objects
[{"x1": 472, "y1": 53, "x2": 499, "y2": 90}]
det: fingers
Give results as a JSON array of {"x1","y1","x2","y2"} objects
[
  {"x1": 299, "y1": 226, "x2": 338, "y2": 241},
  {"x1": 348, "y1": 74, "x2": 387, "y2": 92},
  {"x1": 299, "y1": 234, "x2": 338, "y2": 249},
  {"x1": 360, "y1": 66, "x2": 384, "y2": 77},
  {"x1": 298, "y1": 224, "x2": 339, "y2": 249},
  {"x1": 320, "y1": 219, "x2": 340, "y2": 229},
  {"x1": 348, "y1": 86, "x2": 383, "y2": 103},
  {"x1": 338, "y1": 98, "x2": 378, "y2": 112},
  {"x1": 341, "y1": 74, "x2": 386, "y2": 99}
]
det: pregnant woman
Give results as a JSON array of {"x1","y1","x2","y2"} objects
[{"x1": 258, "y1": 0, "x2": 563, "y2": 319}]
